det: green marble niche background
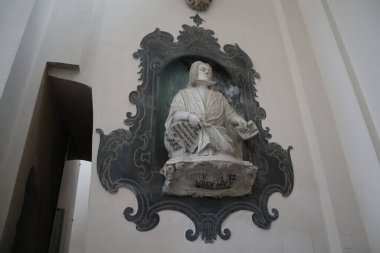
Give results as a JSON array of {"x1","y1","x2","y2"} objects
[{"x1": 154, "y1": 59, "x2": 188, "y2": 167}]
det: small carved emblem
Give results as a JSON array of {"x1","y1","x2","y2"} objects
[{"x1": 190, "y1": 14, "x2": 205, "y2": 27}]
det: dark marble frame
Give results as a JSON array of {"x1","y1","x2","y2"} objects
[{"x1": 96, "y1": 15, "x2": 294, "y2": 243}]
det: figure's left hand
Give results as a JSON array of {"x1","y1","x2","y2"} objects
[{"x1": 234, "y1": 118, "x2": 248, "y2": 128}]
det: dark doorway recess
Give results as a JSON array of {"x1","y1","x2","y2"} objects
[
  {"x1": 49, "y1": 76, "x2": 93, "y2": 161},
  {"x1": 9, "y1": 66, "x2": 92, "y2": 253}
]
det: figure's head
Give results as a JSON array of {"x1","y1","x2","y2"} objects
[{"x1": 188, "y1": 61, "x2": 215, "y2": 87}]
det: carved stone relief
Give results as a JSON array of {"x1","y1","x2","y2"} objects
[{"x1": 161, "y1": 61, "x2": 259, "y2": 197}]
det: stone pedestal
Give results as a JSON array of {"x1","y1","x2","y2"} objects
[{"x1": 160, "y1": 156, "x2": 258, "y2": 197}]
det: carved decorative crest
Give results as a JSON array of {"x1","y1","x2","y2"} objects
[
  {"x1": 96, "y1": 17, "x2": 294, "y2": 243},
  {"x1": 190, "y1": 14, "x2": 205, "y2": 26}
]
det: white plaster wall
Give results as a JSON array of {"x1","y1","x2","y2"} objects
[
  {"x1": 68, "y1": 160, "x2": 91, "y2": 253},
  {"x1": 321, "y1": 4, "x2": 380, "y2": 251},
  {"x1": 296, "y1": 0, "x2": 380, "y2": 252},
  {"x1": 55, "y1": 160, "x2": 91, "y2": 253},
  {"x1": 326, "y1": 0, "x2": 380, "y2": 158},
  {"x1": 56, "y1": 160, "x2": 81, "y2": 253},
  {"x1": 0, "y1": 0, "x2": 36, "y2": 98}
]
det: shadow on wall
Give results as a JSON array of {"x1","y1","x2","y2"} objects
[
  {"x1": 55, "y1": 160, "x2": 91, "y2": 253},
  {"x1": 5, "y1": 63, "x2": 93, "y2": 253}
]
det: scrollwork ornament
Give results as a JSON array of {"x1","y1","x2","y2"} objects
[{"x1": 96, "y1": 16, "x2": 294, "y2": 243}]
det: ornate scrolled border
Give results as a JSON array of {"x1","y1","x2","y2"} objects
[{"x1": 96, "y1": 16, "x2": 294, "y2": 243}]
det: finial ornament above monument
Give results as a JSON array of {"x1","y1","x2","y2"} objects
[
  {"x1": 190, "y1": 14, "x2": 205, "y2": 26},
  {"x1": 186, "y1": 0, "x2": 213, "y2": 11}
]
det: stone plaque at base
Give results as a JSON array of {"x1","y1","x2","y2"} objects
[{"x1": 160, "y1": 156, "x2": 258, "y2": 198}]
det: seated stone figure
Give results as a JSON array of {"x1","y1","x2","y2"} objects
[
  {"x1": 164, "y1": 61, "x2": 248, "y2": 159},
  {"x1": 161, "y1": 61, "x2": 258, "y2": 197}
]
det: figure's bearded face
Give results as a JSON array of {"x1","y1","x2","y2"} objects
[{"x1": 197, "y1": 64, "x2": 212, "y2": 82}]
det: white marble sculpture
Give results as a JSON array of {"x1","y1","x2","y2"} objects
[{"x1": 161, "y1": 61, "x2": 259, "y2": 197}]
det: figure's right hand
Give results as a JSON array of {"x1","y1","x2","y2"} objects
[{"x1": 187, "y1": 114, "x2": 201, "y2": 128}]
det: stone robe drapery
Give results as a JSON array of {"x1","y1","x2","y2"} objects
[{"x1": 165, "y1": 87, "x2": 243, "y2": 158}]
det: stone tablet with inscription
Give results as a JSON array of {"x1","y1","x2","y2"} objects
[
  {"x1": 161, "y1": 156, "x2": 258, "y2": 197},
  {"x1": 166, "y1": 122, "x2": 199, "y2": 153}
]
